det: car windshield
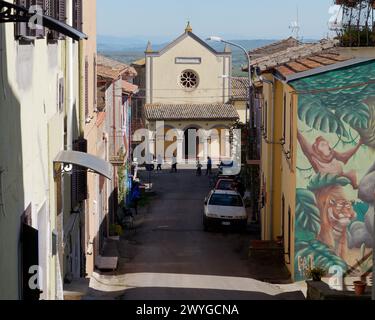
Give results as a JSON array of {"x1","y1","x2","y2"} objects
[
  {"x1": 209, "y1": 194, "x2": 243, "y2": 207},
  {"x1": 217, "y1": 180, "x2": 234, "y2": 190}
]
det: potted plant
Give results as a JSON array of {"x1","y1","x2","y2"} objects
[
  {"x1": 353, "y1": 280, "x2": 367, "y2": 296},
  {"x1": 305, "y1": 266, "x2": 327, "y2": 282}
]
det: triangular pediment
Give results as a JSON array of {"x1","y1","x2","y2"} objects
[{"x1": 148, "y1": 32, "x2": 229, "y2": 57}]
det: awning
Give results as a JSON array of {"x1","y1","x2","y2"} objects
[
  {"x1": 0, "y1": 0, "x2": 87, "y2": 41},
  {"x1": 54, "y1": 151, "x2": 113, "y2": 180}
]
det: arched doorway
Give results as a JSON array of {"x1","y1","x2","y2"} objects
[
  {"x1": 209, "y1": 125, "x2": 230, "y2": 162},
  {"x1": 183, "y1": 126, "x2": 201, "y2": 162}
]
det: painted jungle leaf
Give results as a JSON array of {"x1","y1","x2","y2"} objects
[
  {"x1": 336, "y1": 102, "x2": 370, "y2": 130},
  {"x1": 296, "y1": 240, "x2": 348, "y2": 272},
  {"x1": 307, "y1": 173, "x2": 352, "y2": 191},
  {"x1": 296, "y1": 189, "x2": 321, "y2": 236},
  {"x1": 298, "y1": 99, "x2": 349, "y2": 138}
]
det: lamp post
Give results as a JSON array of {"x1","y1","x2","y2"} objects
[
  {"x1": 208, "y1": 37, "x2": 258, "y2": 222},
  {"x1": 207, "y1": 37, "x2": 253, "y2": 127}
]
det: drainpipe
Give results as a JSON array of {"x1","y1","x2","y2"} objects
[{"x1": 66, "y1": 0, "x2": 74, "y2": 151}]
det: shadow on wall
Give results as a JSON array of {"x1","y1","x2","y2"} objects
[{"x1": 0, "y1": 24, "x2": 25, "y2": 300}]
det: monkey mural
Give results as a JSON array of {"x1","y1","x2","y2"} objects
[
  {"x1": 297, "y1": 131, "x2": 363, "y2": 189},
  {"x1": 297, "y1": 131, "x2": 362, "y2": 259}
]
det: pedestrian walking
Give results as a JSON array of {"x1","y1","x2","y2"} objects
[
  {"x1": 157, "y1": 154, "x2": 163, "y2": 171},
  {"x1": 196, "y1": 160, "x2": 203, "y2": 176},
  {"x1": 206, "y1": 156, "x2": 212, "y2": 176},
  {"x1": 130, "y1": 182, "x2": 141, "y2": 215},
  {"x1": 171, "y1": 154, "x2": 178, "y2": 173}
]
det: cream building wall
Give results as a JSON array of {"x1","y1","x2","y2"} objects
[
  {"x1": 0, "y1": 1, "x2": 80, "y2": 299},
  {"x1": 146, "y1": 34, "x2": 231, "y2": 105},
  {"x1": 144, "y1": 29, "x2": 237, "y2": 164},
  {"x1": 82, "y1": 0, "x2": 99, "y2": 277}
]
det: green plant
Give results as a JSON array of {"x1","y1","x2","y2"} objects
[{"x1": 305, "y1": 266, "x2": 327, "y2": 281}]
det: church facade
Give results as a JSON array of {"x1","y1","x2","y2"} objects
[{"x1": 139, "y1": 24, "x2": 241, "y2": 164}]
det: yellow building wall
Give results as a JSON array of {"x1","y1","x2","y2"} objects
[
  {"x1": 233, "y1": 100, "x2": 247, "y2": 124},
  {"x1": 260, "y1": 76, "x2": 284, "y2": 242},
  {"x1": 280, "y1": 84, "x2": 298, "y2": 279}
]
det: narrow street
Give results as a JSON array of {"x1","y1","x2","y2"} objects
[{"x1": 87, "y1": 169, "x2": 304, "y2": 300}]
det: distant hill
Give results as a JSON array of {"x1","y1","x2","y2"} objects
[{"x1": 98, "y1": 36, "x2": 318, "y2": 77}]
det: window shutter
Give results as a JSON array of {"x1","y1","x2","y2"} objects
[
  {"x1": 73, "y1": 0, "x2": 83, "y2": 32},
  {"x1": 15, "y1": 0, "x2": 29, "y2": 38},
  {"x1": 58, "y1": 77, "x2": 65, "y2": 113},
  {"x1": 29, "y1": 0, "x2": 45, "y2": 38},
  {"x1": 57, "y1": 0, "x2": 66, "y2": 39},
  {"x1": 15, "y1": 0, "x2": 45, "y2": 39},
  {"x1": 93, "y1": 55, "x2": 97, "y2": 109},
  {"x1": 71, "y1": 138, "x2": 88, "y2": 209},
  {"x1": 85, "y1": 58, "x2": 89, "y2": 120}
]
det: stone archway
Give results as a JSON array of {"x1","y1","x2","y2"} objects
[
  {"x1": 183, "y1": 125, "x2": 202, "y2": 163},
  {"x1": 209, "y1": 125, "x2": 231, "y2": 162}
]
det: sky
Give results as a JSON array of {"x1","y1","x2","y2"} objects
[{"x1": 97, "y1": 0, "x2": 334, "y2": 42}]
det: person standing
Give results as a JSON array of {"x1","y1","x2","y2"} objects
[
  {"x1": 196, "y1": 160, "x2": 203, "y2": 176},
  {"x1": 157, "y1": 154, "x2": 163, "y2": 171},
  {"x1": 206, "y1": 156, "x2": 212, "y2": 176},
  {"x1": 171, "y1": 154, "x2": 178, "y2": 173}
]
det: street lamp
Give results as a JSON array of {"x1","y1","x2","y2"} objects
[{"x1": 207, "y1": 36, "x2": 253, "y2": 126}]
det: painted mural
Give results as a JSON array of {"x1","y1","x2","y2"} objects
[{"x1": 291, "y1": 61, "x2": 375, "y2": 281}]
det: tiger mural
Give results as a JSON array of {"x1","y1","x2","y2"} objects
[{"x1": 315, "y1": 186, "x2": 357, "y2": 260}]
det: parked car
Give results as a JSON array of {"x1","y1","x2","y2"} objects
[
  {"x1": 203, "y1": 190, "x2": 248, "y2": 231},
  {"x1": 218, "y1": 160, "x2": 241, "y2": 176},
  {"x1": 215, "y1": 178, "x2": 236, "y2": 191}
]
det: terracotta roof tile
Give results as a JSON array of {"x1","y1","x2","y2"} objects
[
  {"x1": 275, "y1": 65, "x2": 295, "y2": 77},
  {"x1": 145, "y1": 104, "x2": 239, "y2": 121},
  {"x1": 122, "y1": 81, "x2": 139, "y2": 94},
  {"x1": 285, "y1": 61, "x2": 310, "y2": 73},
  {"x1": 249, "y1": 37, "x2": 301, "y2": 58},
  {"x1": 296, "y1": 58, "x2": 323, "y2": 69},
  {"x1": 307, "y1": 55, "x2": 339, "y2": 66},
  {"x1": 231, "y1": 77, "x2": 249, "y2": 100}
]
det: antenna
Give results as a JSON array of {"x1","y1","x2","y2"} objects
[{"x1": 289, "y1": 5, "x2": 301, "y2": 41}]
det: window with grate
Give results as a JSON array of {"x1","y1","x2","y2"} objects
[
  {"x1": 71, "y1": 138, "x2": 88, "y2": 209},
  {"x1": 15, "y1": 0, "x2": 45, "y2": 39}
]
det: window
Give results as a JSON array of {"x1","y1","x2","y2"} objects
[
  {"x1": 209, "y1": 194, "x2": 244, "y2": 207},
  {"x1": 180, "y1": 70, "x2": 199, "y2": 90}
]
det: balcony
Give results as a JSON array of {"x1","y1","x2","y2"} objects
[{"x1": 109, "y1": 132, "x2": 127, "y2": 166}]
